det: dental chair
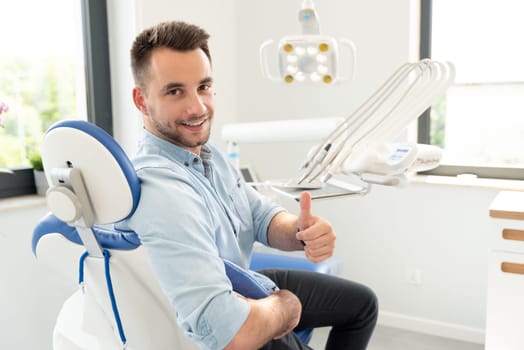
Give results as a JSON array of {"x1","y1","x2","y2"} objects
[{"x1": 32, "y1": 120, "x2": 340, "y2": 349}]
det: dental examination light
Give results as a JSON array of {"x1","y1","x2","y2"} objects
[
  {"x1": 260, "y1": 0, "x2": 356, "y2": 84},
  {"x1": 293, "y1": 59, "x2": 455, "y2": 188}
]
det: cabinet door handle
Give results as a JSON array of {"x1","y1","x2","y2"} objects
[
  {"x1": 501, "y1": 262, "x2": 524, "y2": 275},
  {"x1": 502, "y1": 229, "x2": 524, "y2": 242}
]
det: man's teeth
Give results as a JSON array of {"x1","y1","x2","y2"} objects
[{"x1": 183, "y1": 120, "x2": 205, "y2": 127}]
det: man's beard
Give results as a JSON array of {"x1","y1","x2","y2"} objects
[{"x1": 150, "y1": 114, "x2": 211, "y2": 149}]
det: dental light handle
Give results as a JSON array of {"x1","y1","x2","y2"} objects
[
  {"x1": 259, "y1": 40, "x2": 281, "y2": 81},
  {"x1": 337, "y1": 38, "x2": 357, "y2": 82}
]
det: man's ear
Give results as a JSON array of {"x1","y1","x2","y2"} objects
[{"x1": 132, "y1": 86, "x2": 149, "y2": 115}]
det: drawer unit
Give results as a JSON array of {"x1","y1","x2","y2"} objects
[
  {"x1": 491, "y1": 219, "x2": 524, "y2": 254},
  {"x1": 486, "y1": 191, "x2": 524, "y2": 350},
  {"x1": 485, "y1": 251, "x2": 524, "y2": 349}
]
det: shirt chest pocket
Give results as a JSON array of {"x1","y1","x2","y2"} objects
[{"x1": 227, "y1": 178, "x2": 252, "y2": 229}]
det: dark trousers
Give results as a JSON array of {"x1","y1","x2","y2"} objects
[{"x1": 258, "y1": 269, "x2": 378, "y2": 350}]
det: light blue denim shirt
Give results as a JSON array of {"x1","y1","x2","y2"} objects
[{"x1": 122, "y1": 130, "x2": 284, "y2": 349}]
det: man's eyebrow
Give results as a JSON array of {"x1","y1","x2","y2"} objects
[
  {"x1": 161, "y1": 77, "x2": 213, "y2": 92},
  {"x1": 162, "y1": 82, "x2": 184, "y2": 93},
  {"x1": 200, "y1": 77, "x2": 213, "y2": 85}
]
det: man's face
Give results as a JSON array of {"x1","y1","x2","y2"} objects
[{"x1": 133, "y1": 47, "x2": 214, "y2": 155}]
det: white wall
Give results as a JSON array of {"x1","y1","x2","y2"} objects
[
  {"x1": 297, "y1": 184, "x2": 496, "y2": 343},
  {"x1": 107, "y1": 0, "x2": 142, "y2": 156},
  {"x1": 0, "y1": 203, "x2": 77, "y2": 350}
]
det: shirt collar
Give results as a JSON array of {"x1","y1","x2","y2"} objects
[{"x1": 140, "y1": 129, "x2": 213, "y2": 174}]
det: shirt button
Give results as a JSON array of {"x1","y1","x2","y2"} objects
[
  {"x1": 193, "y1": 158, "x2": 199, "y2": 164},
  {"x1": 184, "y1": 162, "x2": 189, "y2": 167}
]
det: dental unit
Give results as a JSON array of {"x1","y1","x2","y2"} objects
[
  {"x1": 223, "y1": 59, "x2": 455, "y2": 193},
  {"x1": 294, "y1": 59, "x2": 455, "y2": 188}
]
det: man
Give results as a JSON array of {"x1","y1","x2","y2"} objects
[{"x1": 127, "y1": 21, "x2": 378, "y2": 349}]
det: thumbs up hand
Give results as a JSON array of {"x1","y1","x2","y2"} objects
[
  {"x1": 296, "y1": 192, "x2": 336, "y2": 263},
  {"x1": 297, "y1": 191, "x2": 314, "y2": 231}
]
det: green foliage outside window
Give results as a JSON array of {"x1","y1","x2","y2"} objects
[
  {"x1": 430, "y1": 96, "x2": 447, "y2": 149},
  {"x1": 0, "y1": 56, "x2": 78, "y2": 168}
]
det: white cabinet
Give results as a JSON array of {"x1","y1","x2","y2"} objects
[{"x1": 486, "y1": 191, "x2": 524, "y2": 349}]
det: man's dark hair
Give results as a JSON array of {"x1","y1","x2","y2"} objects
[{"x1": 131, "y1": 21, "x2": 211, "y2": 88}]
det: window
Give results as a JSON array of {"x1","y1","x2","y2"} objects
[
  {"x1": 419, "y1": 0, "x2": 524, "y2": 179},
  {"x1": 0, "y1": 0, "x2": 86, "y2": 168},
  {"x1": 0, "y1": 0, "x2": 112, "y2": 198}
]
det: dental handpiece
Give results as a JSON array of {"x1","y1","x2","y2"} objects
[{"x1": 297, "y1": 143, "x2": 332, "y2": 184}]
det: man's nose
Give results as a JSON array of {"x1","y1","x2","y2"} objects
[{"x1": 185, "y1": 92, "x2": 208, "y2": 115}]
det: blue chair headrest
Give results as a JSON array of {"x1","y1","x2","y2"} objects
[{"x1": 34, "y1": 120, "x2": 142, "y2": 255}]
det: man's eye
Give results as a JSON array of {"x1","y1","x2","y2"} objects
[
  {"x1": 167, "y1": 89, "x2": 181, "y2": 95},
  {"x1": 199, "y1": 84, "x2": 212, "y2": 91}
]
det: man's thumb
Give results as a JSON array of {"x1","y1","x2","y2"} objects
[{"x1": 298, "y1": 191, "x2": 313, "y2": 231}]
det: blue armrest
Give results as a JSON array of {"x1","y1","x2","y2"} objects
[
  {"x1": 223, "y1": 258, "x2": 313, "y2": 344},
  {"x1": 250, "y1": 252, "x2": 343, "y2": 275},
  {"x1": 223, "y1": 259, "x2": 269, "y2": 299}
]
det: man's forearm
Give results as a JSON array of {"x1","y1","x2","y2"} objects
[
  {"x1": 267, "y1": 211, "x2": 304, "y2": 251},
  {"x1": 224, "y1": 289, "x2": 302, "y2": 349}
]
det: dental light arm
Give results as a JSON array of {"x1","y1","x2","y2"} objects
[{"x1": 299, "y1": 0, "x2": 320, "y2": 34}]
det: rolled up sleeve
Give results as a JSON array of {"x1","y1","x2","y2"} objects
[
  {"x1": 191, "y1": 290, "x2": 250, "y2": 349},
  {"x1": 243, "y1": 182, "x2": 285, "y2": 245}
]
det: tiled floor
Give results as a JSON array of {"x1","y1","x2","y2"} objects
[{"x1": 308, "y1": 325, "x2": 484, "y2": 350}]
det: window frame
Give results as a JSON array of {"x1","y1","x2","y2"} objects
[
  {"x1": 0, "y1": 0, "x2": 112, "y2": 199},
  {"x1": 417, "y1": 0, "x2": 524, "y2": 180}
]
